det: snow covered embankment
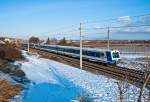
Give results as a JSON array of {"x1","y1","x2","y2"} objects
[{"x1": 18, "y1": 51, "x2": 147, "y2": 102}]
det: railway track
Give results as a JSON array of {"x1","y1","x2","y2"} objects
[
  {"x1": 52, "y1": 52, "x2": 146, "y2": 84},
  {"x1": 23, "y1": 47, "x2": 150, "y2": 88}
]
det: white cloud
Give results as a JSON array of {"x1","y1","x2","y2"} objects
[
  {"x1": 118, "y1": 16, "x2": 130, "y2": 22},
  {"x1": 144, "y1": 28, "x2": 150, "y2": 32}
]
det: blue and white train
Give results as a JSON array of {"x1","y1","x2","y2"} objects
[{"x1": 23, "y1": 44, "x2": 121, "y2": 64}]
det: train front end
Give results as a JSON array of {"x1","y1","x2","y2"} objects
[{"x1": 106, "y1": 50, "x2": 121, "y2": 64}]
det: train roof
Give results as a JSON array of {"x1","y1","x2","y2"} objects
[
  {"x1": 40, "y1": 44, "x2": 114, "y2": 52},
  {"x1": 24, "y1": 43, "x2": 119, "y2": 52}
]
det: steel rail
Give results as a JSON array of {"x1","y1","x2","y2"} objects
[{"x1": 23, "y1": 47, "x2": 150, "y2": 88}]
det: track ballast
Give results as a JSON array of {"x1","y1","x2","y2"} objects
[{"x1": 23, "y1": 47, "x2": 150, "y2": 88}]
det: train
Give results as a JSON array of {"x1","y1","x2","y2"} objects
[{"x1": 23, "y1": 44, "x2": 121, "y2": 64}]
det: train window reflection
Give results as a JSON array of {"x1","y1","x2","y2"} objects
[{"x1": 112, "y1": 52, "x2": 120, "y2": 58}]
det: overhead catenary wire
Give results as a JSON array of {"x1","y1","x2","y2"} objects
[
  {"x1": 83, "y1": 24, "x2": 150, "y2": 30},
  {"x1": 82, "y1": 13, "x2": 150, "y2": 24},
  {"x1": 48, "y1": 13, "x2": 150, "y2": 37},
  {"x1": 26, "y1": 13, "x2": 150, "y2": 39}
]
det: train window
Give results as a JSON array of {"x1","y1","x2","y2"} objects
[
  {"x1": 96, "y1": 53, "x2": 100, "y2": 57},
  {"x1": 86, "y1": 51, "x2": 95, "y2": 57},
  {"x1": 96, "y1": 52, "x2": 99, "y2": 57},
  {"x1": 95, "y1": 52, "x2": 104, "y2": 57},
  {"x1": 112, "y1": 52, "x2": 120, "y2": 58},
  {"x1": 100, "y1": 53, "x2": 104, "y2": 57},
  {"x1": 68, "y1": 48, "x2": 71, "y2": 53},
  {"x1": 70, "y1": 49, "x2": 74, "y2": 53},
  {"x1": 75, "y1": 49, "x2": 80, "y2": 54},
  {"x1": 67, "y1": 49, "x2": 70, "y2": 52},
  {"x1": 93, "y1": 52, "x2": 97, "y2": 57},
  {"x1": 83, "y1": 50, "x2": 86, "y2": 55},
  {"x1": 83, "y1": 50, "x2": 92, "y2": 56}
]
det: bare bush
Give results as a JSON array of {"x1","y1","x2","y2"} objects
[
  {"x1": 29, "y1": 36, "x2": 40, "y2": 44},
  {"x1": 0, "y1": 78, "x2": 24, "y2": 102},
  {"x1": 76, "y1": 95, "x2": 91, "y2": 102},
  {"x1": 137, "y1": 60, "x2": 150, "y2": 102},
  {"x1": 0, "y1": 44, "x2": 23, "y2": 61}
]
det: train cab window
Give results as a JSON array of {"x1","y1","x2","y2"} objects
[{"x1": 112, "y1": 51, "x2": 120, "y2": 58}]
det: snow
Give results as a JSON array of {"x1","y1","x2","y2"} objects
[
  {"x1": 0, "y1": 40, "x2": 5, "y2": 44},
  {"x1": 118, "y1": 51, "x2": 150, "y2": 71},
  {"x1": 21, "y1": 56, "x2": 58, "y2": 84},
  {"x1": 121, "y1": 54, "x2": 145, "y2": 59},
  {"x1": 120, "y1": 50, "x2": 150, "y2": 59},
  {"x1": 13, "y1": 51, "x2": 149, "y2": 102},
  {"x1": 22, "y1": 83, "x2": 81, "y2": 102}
]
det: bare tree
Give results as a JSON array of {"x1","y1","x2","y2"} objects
[
  {"x1": 46, "y1": 37, "x2": 51, "y2": 44},
  {"x1": 115, "y1": 81, "x2": 129, "y2": 102},
  {"x1": 51, "y1": 38, "x2": 57, "y2": 44},
  {"x1": 137, "y1": 58, "x2": 150, "y2": 102},
  {"x1": 58, "y1": 37, "x2": 67, "y2": 45},
  {"x1": 148, "y1": 90, "x2": 150, "y2": 101},
  {"x1": 29, "y1": 36, "x2": 40, "y2": 44}
]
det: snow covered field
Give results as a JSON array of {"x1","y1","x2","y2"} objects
[
  {"x1": 118, "y1": 52, "x2": 150, "y2": 71},
  {"x1": 12, "y1": 51, "x2": 149, "y2": 102}
]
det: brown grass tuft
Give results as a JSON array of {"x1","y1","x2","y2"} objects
[
  {"x1": 0, "y1": 78, "x2": 24, "y2": 102},
  {"x1": 0, "y1": 42, "x2": 24, "y2": 61}
]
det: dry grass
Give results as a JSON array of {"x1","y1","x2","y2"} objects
[
  {"x1": 0, "y1": 43, "x2": 23, "y2": 61},
  {"x1": 0, "y1": 78, "x2": 24, "y2": 102},
  {"x1": 76, "y1": 95, "x2": 91, "y2": 102},
  {"x1": 0, "y1": 59, "x2": 26, "y2": 82}
]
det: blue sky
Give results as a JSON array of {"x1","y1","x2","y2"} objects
[{"x1": 0, "y1": 0, "x2": 150, "y2": 39}]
